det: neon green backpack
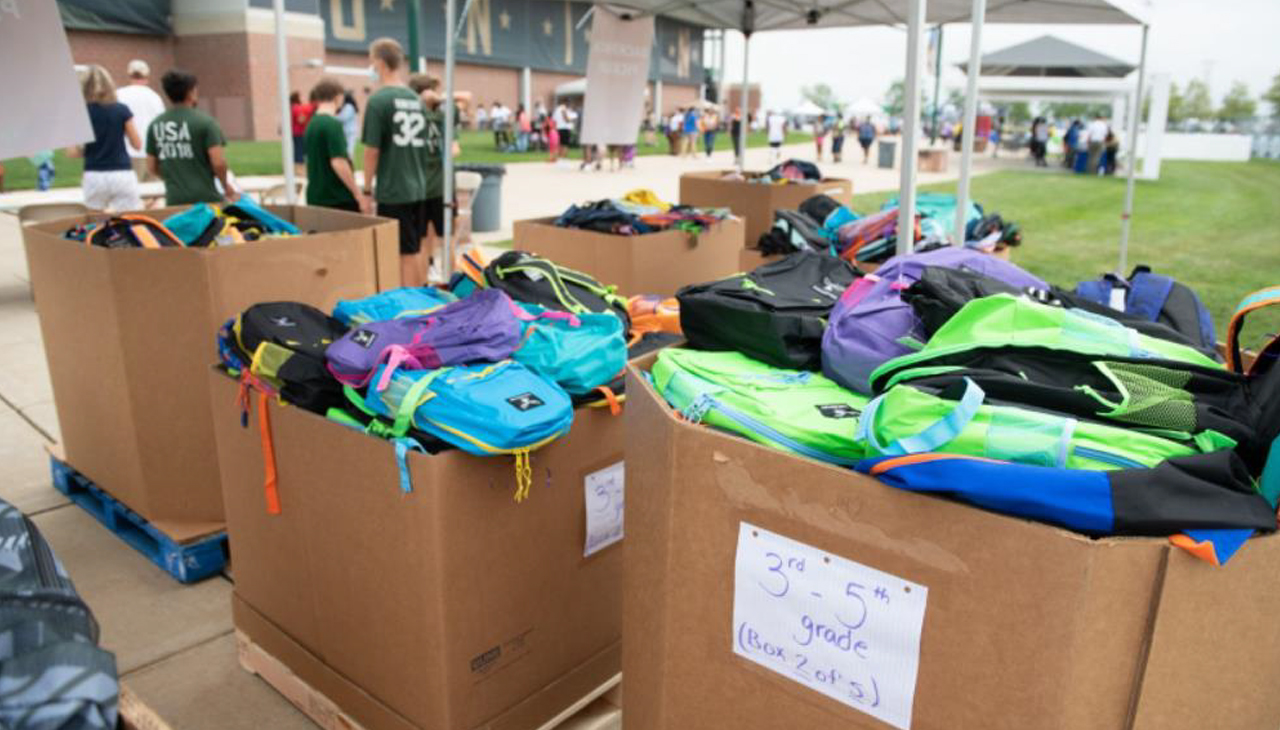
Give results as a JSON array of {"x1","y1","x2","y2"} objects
[
  {"x1": 652, "y1": 348, "x2": 869, "y2": 466},
  {"x1": 856, "y1": 378, "x2": 1236, "y2": 470}
]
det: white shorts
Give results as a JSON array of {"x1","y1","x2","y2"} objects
[{"x1": 82, "y1": 170, "x2": 142, "y2": 212}]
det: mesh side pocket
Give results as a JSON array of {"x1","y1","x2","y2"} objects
[
  {"x1": 985, "y1": 408, "x2": 1072, "y2": 468},
  {"x1": 1099, "y1": 361, "x2": 1197, "y2": 432}
]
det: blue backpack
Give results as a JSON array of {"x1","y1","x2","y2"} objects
[
  {"x1": 513, "y1": 303, "x2": 626, "y2": 396},
  {"x1": 363, "y1": 361, "x2": 573, "y2": 500},
  {"x1": 333, "y1": 287, "x2": 456, "y2": 326},
  {"x1": 1075, "y1": 266, "x2": 1216, "y2": 353}
]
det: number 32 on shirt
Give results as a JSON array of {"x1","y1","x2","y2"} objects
[{"x1": 392, "y1": 109, "x2": 425, "y2": 147}]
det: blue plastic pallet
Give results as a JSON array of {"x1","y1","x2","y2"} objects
[{"x1": 50, "y1": 457, "x2": 229, "y2": 583}]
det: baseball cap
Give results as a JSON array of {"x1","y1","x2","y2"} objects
[{"x1": 127, "y1": 59, "x2": 150, "y2": 78}]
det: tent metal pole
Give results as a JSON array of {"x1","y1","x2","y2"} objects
[
  {"x1": 930, "y1": 25, "x2": 942, "y2": 146},
  {"x1": 442, "y1": 0, "x2": 457, "y2": 279},
  {"x1": 954, "y1": 0, "x2": 986, "y2": 246},
  {"x1": 896, "y1": 0, "x2": 927, "y2": 258},
  {"x1": 1117, "y1": 23, "x2": 1149, "y2": 275},
  {"x1": 273, "y1": 0, "x2": 297, "y2": 205},
  {"x1": 737, "y1": 31, "x2": 750, "y2": 171},
  {"x1": 407, "y1": 0, "x2": 421, "y2": 72}
]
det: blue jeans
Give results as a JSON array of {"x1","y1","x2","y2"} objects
[
  {"x1": 703, "y1": 131, "x2": 716, "y2": 156},
  {"x1": 36, "y1": 161, "x2": 55, "y2": 191},
  {"x1": 516, "y1": 132, "x2": 529, "y2": 152}
]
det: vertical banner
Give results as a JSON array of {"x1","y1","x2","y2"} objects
[
  {"x1": 579, "y1": 6, "x2": 654, "y2": 146},
  {"x1": 0, "y1": 0, "x2": 94, "y2": 160}
]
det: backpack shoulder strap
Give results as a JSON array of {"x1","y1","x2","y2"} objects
[
  {"x1": 1126, "y1": 270, "x2": 1175, "y2": 322},
  {"x1": 1227, "y1": 286, "x2": 1280, "y2": 373}
]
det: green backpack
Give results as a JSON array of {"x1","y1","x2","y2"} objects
[
  {"x1": 652, "y1": 348, "x2": 869, "y2": 466},
  {"x1": 856, "y1": 379, "x2": 1235, "y2": 471}
]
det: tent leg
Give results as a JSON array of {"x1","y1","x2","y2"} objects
[
  {"x1": 896, "y1": 0, "x2": 927, "y2": 259},
  {"x1": 737, "y1": 31, "x2": 751, "y2": 171},
  {"x1": 953, "y1": 0, "x2": 986, "y2": 246},
  {"x1": 273, "y1": 0, "x2": 296, "y2": 205},
  {"x1": 1118, "y1": 24, "x2": 1149, "y2": 275},
  {"x1": 442, "y1": 0, "x2": 457, "y2": 280}
]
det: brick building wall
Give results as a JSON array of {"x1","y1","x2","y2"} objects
[{"x1": 66, "y1": 30, "x2": 176, "y2": 96}]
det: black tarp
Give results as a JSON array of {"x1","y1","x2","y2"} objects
[{"x1": 58, "y1": 0, "x2": 171, "y2": 35}]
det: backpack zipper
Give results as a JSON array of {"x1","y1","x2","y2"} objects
[
  {"x1": 682, "y1": 394, "x2": 861, "y2": 467},
  {"x1": 21, "y1": 516, "x2": 65, "y2": 590},
  {"x1": 1072, "y1": 446, "x2": 1146, "y2": 469}
]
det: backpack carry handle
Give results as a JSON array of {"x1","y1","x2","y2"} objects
[
  {"x1": 858, "y1": 378, "x2": 985, "y2": 456},
  {"x1": 1226, "y1": 286, "x2": 1280, "y2": 374}
]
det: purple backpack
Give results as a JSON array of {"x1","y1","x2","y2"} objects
[
  {"x1": 326, "y1": 288, "x2": 524, "y2": 390},
  {"x1": 821, "y1": 248, "x2": 1047, "y2": 393}
]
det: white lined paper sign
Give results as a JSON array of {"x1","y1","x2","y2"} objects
[
  {"x1": 732, "y1": 522, "x2": 928, "y2": 729},
  {"x1": 583, "y1": 462, "x2": 625, "y2": 557}
]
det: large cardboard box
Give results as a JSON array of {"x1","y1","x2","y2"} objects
[
  {"x1": 513, "y1": 216, "x2": 744, "y2": 297},
  {"x1": 623, "y1": 353, "x2": 1280, "y2": 730},
  {"x1": 208, "y1": 372, "x2": 624, "y2": 730},
  {"x1": 679, "y1": 170, "x2": 853, "y2": 249},
  {"x1": 24, "y1": 207, "x2": 398, "y2": 541}
]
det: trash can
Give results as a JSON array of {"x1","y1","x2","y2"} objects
[
  {"x1": 877, "y1": 139, "x2": 897, "y2": 169},
  {"x1": 457, "y1": 163, "x2": 506, "y2": 233}
]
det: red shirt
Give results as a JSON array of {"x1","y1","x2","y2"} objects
[{"x1": 291, "y1": 103, "x2": 315, "y2": 137}]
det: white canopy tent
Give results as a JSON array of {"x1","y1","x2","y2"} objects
[
  {"x1": 792, "y1": 100, "x2": 828, "y2": 118},
  {"x1": 608, "y1": 0, "x2": 1151, "y2": 270}
]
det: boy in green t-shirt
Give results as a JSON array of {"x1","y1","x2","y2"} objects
[
  {"x1": 407, "y1": 73, "x2": 455, "y2": 284},
  {"x1": 304, "y1": 78, "x2": 369, "y2": 214},
  {"x1": 145, "y1": 70, "x2": 236, "y2": 205},
  {"x1": 361, "y1": 37, "x2": 433, "y2": 287}
]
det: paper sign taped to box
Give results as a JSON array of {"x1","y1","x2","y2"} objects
[
  {"x1": 733, "y1": 522, "x2": 928, "y2": 729},
  {"x1": 0, "y1": 0, "x2": 93, "y2": 160},
  {"x1": 584, "y1": 461, "x2": 624, "y2": 556}
]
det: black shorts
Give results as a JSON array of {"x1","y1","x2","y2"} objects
[
  {"x1": 424, "y1": 197, "x2": 446, "y2": 239},
  {"x1": 322, "y1": 199, "x2": 360, "y2": 213},
  {"x1": 377, "y1": 200, "x2": 428, "y2": 255},
  {"x1": 768, "y1": 141, "x2": 782, "y2": 148}
]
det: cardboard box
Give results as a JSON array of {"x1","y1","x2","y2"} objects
[
  {"x1": 23, "y1": 207, "x2": 398, "y2": 541},
  {"x1": 514, "y1": 217, "x2": 745, "y2": 297},
  {"x1": 679, "y1": 170, "x2": 853, "y2": 250},
  {"x1": 208, "y1": 371, "x2": 624, "y2": 730},
  {"x1": 623, "y1": 352, "x2": 1280, "y2": 730}
]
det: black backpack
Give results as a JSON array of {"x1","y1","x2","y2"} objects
[
  {"x1": 220, "y1": 302, "x2": 349, "y2": 414},
  {"x1": 756, "y1": 210, "x2": 830, "y2": 255},
  {"x1": 484, "y1": 251, "x2": 631, "y2": 332},
  {"x1": 677, "y1": 251, "x2": 859, "y2": 370},
  {"x1": 798, "y1": 194, "x2": 843, "y2": 227}
]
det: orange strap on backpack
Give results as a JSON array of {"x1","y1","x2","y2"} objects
[
  {"x1": 257, "y1": 390, "x2": 282, "y2": 515},
  {"x1": 116, "y1": 214, "x2": 184, "y2": 248}
]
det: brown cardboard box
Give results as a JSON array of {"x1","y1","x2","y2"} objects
[
  {"x1": 679, "y1": 170, "x2": 853, "y2": 249},
  {"x1": 513, "y1": 217, "x2": 745, "y2": 297},
  {"x1": 623, "y1": 353, "x2": 1280, "y2": 730},
  {"x1": 208, "y1": 371, "x2": 624, "y2": 730},
  {"x1": 23, "y1": 207, "x2": 398, "y2": 541}
]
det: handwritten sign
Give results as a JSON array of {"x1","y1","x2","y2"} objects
[
  {"x1": 733, "y1": 522, "x2": 928, "y2": 729},
  {"x1": 583, "y1": 462, "x2": 624, "y2": 557}
]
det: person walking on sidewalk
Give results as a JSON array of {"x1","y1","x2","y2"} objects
[
  {"x1": 71, "y1": 65, "x2": 143, "y2": 211},
  {"x1": 766, "y1": 110, "x2": 786, "y2": 164},
  {"x1": 831, "y1": 117, "x2": 846, "y2": 163},
  {"x1": 1085, "y1": 114, "x2": 1108, "y2": 173},
  {"x1": 681, "y1": 106, "x2": 700, "y2": 158},
  {"x1": 115, "y1": 59, "x2": 165, "y2": 184},
  {"x1": 362, "y1": 38, "x2": 435, "y2": 287},
  {"x1": 146, "y1": 70, "x2": 236, "y2": 205},
  {"x1": 701, "y1": 107, "x2": 720, "y2": 157},
  {"x1": 304, "y1": 78, "x2": 370, "y2": 214},
  {"x1": 857, "y1": 117, "x2": 876, "y2": 164}
]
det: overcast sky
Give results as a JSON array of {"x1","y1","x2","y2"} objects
[{"x1": 710, "y1": 0, "x2": 1280, "y2": 113}]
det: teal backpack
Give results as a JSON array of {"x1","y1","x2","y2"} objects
[
  {"x1": 513, "y1": 303, "x2": 626, "y2": 396},
  {"x1": 333, "y1": 287, "x2": 456, "y2": 326},
  {"x1": 856, "y1": 379, "x2": 1234, "y2": 471},
  {"x1": 652, "y1": 348, "x2": 869, "y2": 466},
  {"x1": 361, "y1": 360, "x2": 573, "y2": 500}
]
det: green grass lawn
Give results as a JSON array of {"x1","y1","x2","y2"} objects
[
  {"x1": 0, "y1": 129, "x2": 806, "y2": 191},
  {"x1": 850, "y1": 159, "x2": 1280, "y2": 344}
]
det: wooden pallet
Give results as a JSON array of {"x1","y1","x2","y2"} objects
[
  {"x1": 233, "y1": 631, "x2": 621, "y2": 730},
  {"x1": 49, "y1": 456, "x2": 229, "y2": 583}
]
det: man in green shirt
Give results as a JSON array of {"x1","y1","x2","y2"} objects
[
  {"x1": 305, "y1": 79, "x2": 369, "y2": 214},
  {"x1": 362, "y1": 37, "x2": 433, "y2": 287},
  {"x1": 408, "y1": 73, "x2": 453, "y2": 284},
  {"x1": 146, "y1": 70, "x2": 236, "y2": 205}
]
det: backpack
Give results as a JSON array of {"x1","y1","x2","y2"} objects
[
  {"x1": 1225, "y1": 286, "x2": 1280, "y2": 504},
  {"x1": 0, "y1": 500, "x2": 118, "y2": 729},
  {"x1": 162, "y1": 204, "x2": 267, "y2": 247},
  {"x1": 332, "y1": 287, "x2": 457, "y2": 326},
  {"x1": 628, "y1": 295, "x2": 681, "y2": 336},
  {"x1": 857, "y1": 377, "x2": 1232, "y2": 472},
  {"x1": 83, "y1": 214, "x2": 183, "y2": 249},
  {"x1": 756, "y1": 210, "x2": 830, "y2": 255},
  {"x1": 512, "y1": 303, "x2": 626, "y2": 396},
  {"x1": 652, "y1": 348, "x2": 869, "y2": 466},
  {"x1": 1075, "y1": 266, "x2": 1216, "y2": 353},
  {"x1": 482, "y1": 251, "x2": 631, "y2": 333},
  {"x1": 765, "y1": 159, "x2": 821, "y2": 182},
  {"x1": 798, "y1": 194, "x2": 857, "y2": 235},
  {"x1": 325, "y1": 289, "x2": 524, "y2": 389},
  {"x1": 882, "y1": 192, "x2": 983, "y2": 239},
  {"x1": 222, "y1": 197, "x2": 301, "y2": 235},
  {"x1": 677, "y1": 251, "x2": 859, "y2": 370},
  {"x1": 832, "y1": 208, "x2": 922, "y2": 264},
  {"x1": 362, "y1": 361, "x2": 573, "y2": 500},
  {"x1": 855, "y1": 451, "x2": 1275, "y2": 553},
  {"x1": 821, "y1": 247, "x2": 1048, "y2": 394},
  {"x1": 220, "y1": 302, "x2": 349, "y2": 414}
]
